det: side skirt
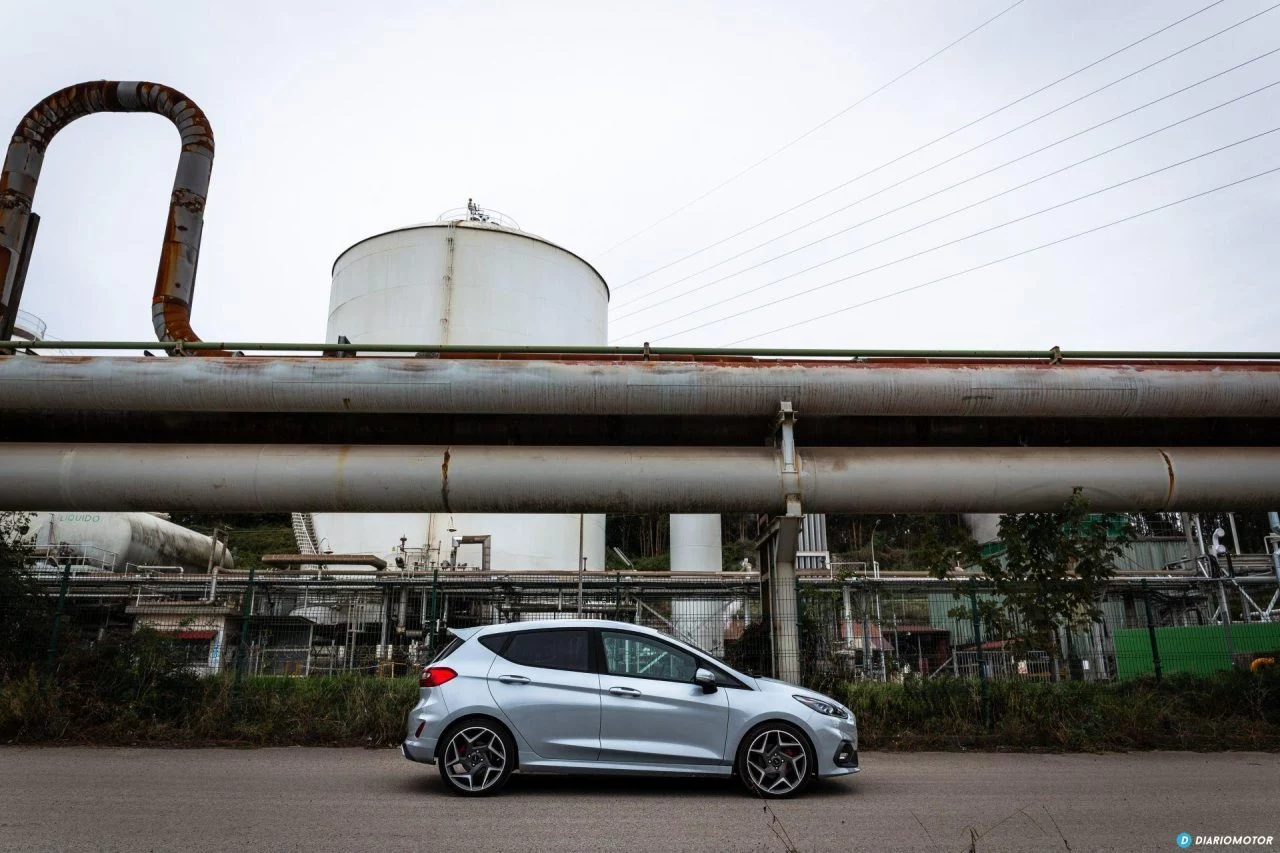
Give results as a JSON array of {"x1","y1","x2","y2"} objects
[{"x1": 519, "y1": 758, "x2": 734, "y2": 778}]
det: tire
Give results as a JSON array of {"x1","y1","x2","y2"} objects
[
  {"x1": 735, "y1": 722, "x2": 815, "y2": 799},
  {"x1": 436, "y1": 717, "x2": 517, "y2": 797}
]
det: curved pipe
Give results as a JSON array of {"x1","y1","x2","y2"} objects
[
  {"x1": 2, "y1": 444, "x2": 1278, "y2": 513},
  {"x1": 0, "y1": 81, "x2": 218, "y2": 352}
]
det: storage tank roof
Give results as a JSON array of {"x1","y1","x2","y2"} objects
[{"x1": 332, "y1": 217, "x2": 610, "y2": 300}]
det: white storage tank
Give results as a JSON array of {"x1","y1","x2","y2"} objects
[
  {"x1": 670, "y1": 514, "x2": 726, "y2": 654},
  {"x1": 26, "y1": 511, "x2": 231, "y2": 571},
  {"x1": 312, "y1": 207, "x2": 608, "y2": 571}
]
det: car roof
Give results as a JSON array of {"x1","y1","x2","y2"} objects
[
  {"x1": 472, "y1": 618, "x2": 669, "y2": 638},
  {"x1": 463, "y1": 618, "x2": 758, "y2": 687}
]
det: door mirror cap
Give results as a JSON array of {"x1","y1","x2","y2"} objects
[{"x1": 694, "y1": 668, "x2": 718, "y2": 693}]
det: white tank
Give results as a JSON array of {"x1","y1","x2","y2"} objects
[
  {"x1": 670, "y1": 514, "x2": 725, "y2": 655},
  {"x1": 26, "y1": 511, "x2": 231, "y2": 571},
  {"x1": 313, "y1": 210, "x2": 608, "y2": 571}
]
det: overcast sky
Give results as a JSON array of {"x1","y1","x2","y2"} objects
[{"x1": 3, "y1": 0, "x2": 1277, "y2": 352}]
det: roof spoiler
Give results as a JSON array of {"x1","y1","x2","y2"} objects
[{"x1": 447, "y1": 626, "x2": 481, "y2": 641}]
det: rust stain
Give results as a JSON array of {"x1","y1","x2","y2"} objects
[
  {"x1": 440, "y1": 447, "x2": 452, "y2": 514},
  {"x1": 1158, "y1": 448, "x2": 1176, "y2": 507}
]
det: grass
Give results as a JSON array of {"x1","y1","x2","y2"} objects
[{"x1": 3, "y1": 668, "x2": 1277, "y2": 750}]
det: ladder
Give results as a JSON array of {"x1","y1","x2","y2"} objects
[{"x1": 291, "y1": 512, "x2": 320, "y2": 556}]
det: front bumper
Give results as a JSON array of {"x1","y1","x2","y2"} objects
[{"x1": 808, "y1": 714, "x2": 860, "y2": 777}]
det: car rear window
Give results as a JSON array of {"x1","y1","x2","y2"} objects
[
  {"x1": 479, "y1": 634, "x2": 507, "y2": 654},
  {"x1": 429, "y1": 636, "x2": 463, "y2": 664},
  {"x1": 497, "y1": 629, "x2": 589, "y2": 672}
]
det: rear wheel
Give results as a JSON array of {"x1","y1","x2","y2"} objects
[
  {"x1": 735, "y1": 722, "x2": 814, "y2": 799},
  {"x1": 436, "y1": 717, "x2": 516, "y2": 796}
]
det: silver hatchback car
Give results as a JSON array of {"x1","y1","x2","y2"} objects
[{"x1": 402, "y1": 619, "x2": 858, "y2": 797}]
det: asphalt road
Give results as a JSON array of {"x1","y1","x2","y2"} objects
[{"x1": 0, "y1": 748, "x2": 1276, "y2": 852}]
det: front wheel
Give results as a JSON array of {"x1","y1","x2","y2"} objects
[
  {"x1": 735, "y1": 722, "x2": 814, "y2": 799},
  {"x1": 436, "y1": 718, "x2": 516, "y2": 796}
]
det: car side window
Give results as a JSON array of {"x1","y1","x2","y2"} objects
[
  {"x1": 498, "y1": 629, "x2": 590, "y2": 672},
  {"x1": 601, "y1": 631, "x2": 698, "y2": 683}
]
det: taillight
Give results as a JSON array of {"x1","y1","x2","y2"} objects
[{"x1": 420, "y1": 666, "x2": 457, "y2": 688}]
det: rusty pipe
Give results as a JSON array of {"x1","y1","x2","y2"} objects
[
  {"x1": 0, "y1": 81, "x2": 218, "y2": 352},
  {"x1": 3, "y1": 444, "x2": 1279, "y2": 513},
  {"x1": 1, "y1": 357, "x2": 1279, "y2": 418}
]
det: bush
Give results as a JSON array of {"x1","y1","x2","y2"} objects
[
  {"x1": 834, "y1": 668, "x2": 1280, "y2": 751},
  {"x1": 3, "y1": 613, "x2": 1277, "y2": 750}
]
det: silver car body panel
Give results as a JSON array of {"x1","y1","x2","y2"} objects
[
  {"x1": 486, "y1": 660, "x2": 601, "y2": 761},
  {"x1": 599, "y1": 673, "x2": 729, "y2": 765},
  {"x1": 402, "y1": 619, "x2": 858, "y2": 781}
]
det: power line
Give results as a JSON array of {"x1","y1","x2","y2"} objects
[
  {"x1": 610, "y1": 69, "x2": 1280, "y2": 329},
  {"x1": 609, "y1": 0, "x2": 1233, "y2": 292},
  {"x1": 725, "y1": 164, "x2": 1280, "y2": 345},
  {"x1": 628, "y1": 126, "x2": 1278, "y2": 342},
  {"x1": 611, "y1": 46, "x2": 1280, "y2": 321},
  {"x1": 589, "y1": 0, "x2": 1030, "y2": 259}
]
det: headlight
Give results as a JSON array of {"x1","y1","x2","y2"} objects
[{"x1": 793, "y1": 694, "x2": 848, "y2": 719}]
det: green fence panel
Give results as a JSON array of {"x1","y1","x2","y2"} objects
[{"x1": 1114, "y1": 623, "x2": 1280, "y2": 679}]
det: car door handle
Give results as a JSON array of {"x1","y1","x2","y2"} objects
[
  {"x1": 497, "y1": 674, "x2": 531, "y2": 684},
  {"x1": 608, "y1": 686, "x2": 642, "y2": 697}
]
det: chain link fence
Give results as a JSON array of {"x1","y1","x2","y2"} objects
[{"x1": 7, "y1": 560, "x2": 1279, "y2": 690}]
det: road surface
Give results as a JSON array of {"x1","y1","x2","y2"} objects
[{"x1": 0, "y1": 748, "x2": 1275, "y2": 852}]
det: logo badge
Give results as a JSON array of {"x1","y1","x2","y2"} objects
[{"x1": 1176, "y1": 833, "x2": 1192, "y2": 849}]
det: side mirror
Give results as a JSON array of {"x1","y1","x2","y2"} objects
[{"x1": 694, "y1": 668, "x2": 718, "y2": 694}]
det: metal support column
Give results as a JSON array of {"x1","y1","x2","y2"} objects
[{"x1": 761, "y1": 402, "x2": 803, "y2": 684}]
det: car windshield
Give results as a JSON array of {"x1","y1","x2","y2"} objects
[{"x1": 649, "y1": 626, "x2": 718, "y2": 660}]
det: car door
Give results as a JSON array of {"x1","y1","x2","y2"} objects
[
  {"x1": 596, "y1": 629, "x2": 729, "y2": 766},
  {"x1": 484, "y1": 628, "x2": 601, "y2": 761}
]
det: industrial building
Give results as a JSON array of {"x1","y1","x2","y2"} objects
[{"x1": 1, "y1": 80, "x2": 1279, "y2": 683}]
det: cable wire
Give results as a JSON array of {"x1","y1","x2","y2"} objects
[
  {"x1": 590, "y1": 0, "x2": 1031, "y2": 259},
  {"x1": 612, "y1": 47, "x2": 1280, "y2": 320},
  {"x1": 725, "y1": 164, "x2": 1280, "y2": 344},
  {"x1": 625, "y1": 126, "x2": 1278, "y2": 342},
  {"x1": 609, "y1": 0, "x2": 1235, "y2": 291},
  {"x1": 611, "y1": 73, "x2": 1280, "y2": 329}
]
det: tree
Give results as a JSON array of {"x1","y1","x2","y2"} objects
[
  {"x1": 928, "y1": 490, "x2": 1131, "y2": 680},
  {"x1": 0, "y1": 512, "x2": 50, "y2": 680}
]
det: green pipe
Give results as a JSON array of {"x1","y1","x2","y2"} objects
[
  {"x1": 428, "y1": 567, "x2": 439, "y2": 651},
  {"x1": 234, "y1": 564, "x2": 256, "y2": 687},
  {"x1": 968, "y1": 585, "x2": 992, "y2": 731},
  {"x1": 43, "y1": 558, "x2": 71, "y2": 680},
  {"x1": 1141, "y1": 578, "x2": 1163, "y2": 683},
  {"x1": 1, "y1": 339, "x2": 1278, "y2": 360}
]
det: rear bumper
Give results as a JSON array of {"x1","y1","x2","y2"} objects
[{"x1": 402, "y1": 736, "x2": 438, "y2": 764}]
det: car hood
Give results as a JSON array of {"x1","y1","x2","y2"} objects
[{"x1": 752, "y1": 676, "x2": 850, "y2": 714}]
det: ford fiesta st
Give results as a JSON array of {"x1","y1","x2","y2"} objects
[{"x1": 403, "y1": 619, "x2": 858, "y2": 797}]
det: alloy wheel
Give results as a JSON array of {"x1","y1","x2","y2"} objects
[
  {"x1": 442, "y1": 725, "x2": 508, "y2": 793},
  {"x1": 744, "y1": 728, "x2": 808, "y2": 796}
]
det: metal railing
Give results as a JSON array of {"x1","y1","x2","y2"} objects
[{"x1": 11, "y1": 567, "x2": 1278, "y2": 686}]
